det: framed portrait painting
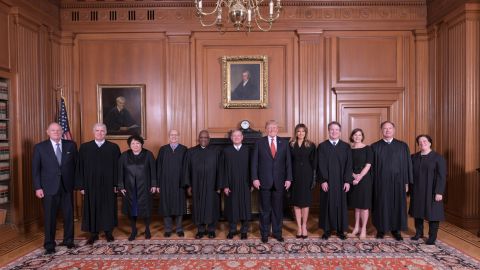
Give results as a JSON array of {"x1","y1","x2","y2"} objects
[
  {"x1": 97, "y1": 84, "x2": 146, "y2": 139},
  {"x1": 222, "y1": 55, "x2": 268, "y2": 108}
]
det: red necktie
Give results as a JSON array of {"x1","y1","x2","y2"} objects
[{"x1": 270, "y1": 138, "x2": 276, "y2": 158}]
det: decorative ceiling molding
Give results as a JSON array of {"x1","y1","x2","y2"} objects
[
  {"x1": 61, "y1": 6, "x2": 426, "y2": 23},
  {"x1": 60, "y1": 0, "x2": 426, "y2": 9},
  {"x1": 59, "y1": 1, "x2": 427, "y2": 32}
]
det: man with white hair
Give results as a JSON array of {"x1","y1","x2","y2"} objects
[
  {"x1": 156, "y1": 129, "x2": 188, "y2": 237},
  {"x1": 33, "y1": 122, "x2": 78, "y2": 254},
  {"x1": 76, "y1": 123, "x2": 121, "y2": 244}
]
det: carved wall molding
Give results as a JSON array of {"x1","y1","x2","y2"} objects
[
  {"x1": 60, "y1": 0, "x2": 426, "y2": 9},
  {"x1": 59, "y1": 4, "x2": 427, "y2": 29}
]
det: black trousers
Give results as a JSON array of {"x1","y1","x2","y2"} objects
[
  {"x1": 229, "y1": 220, "x2": 249, "y2": 233},
  {"x1": 197, "y1": 222, "x2": 216, "y2": 233},
  {"x1": 259, "y1": 187, "x2": 284, "y2": 238},
  {"x1": 42, "y1": 186, "x2": 74, "y2": 250},
  {"x1": 164, "y1": 215, "x2": 183, "y2": 233},
  {"x1": 414, "y1": 218, "x2": 440, "y2": 240}
]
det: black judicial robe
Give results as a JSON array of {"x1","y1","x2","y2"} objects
[
  {"x1": 409, "y1": 151, "x2": 446, "y2": 221},
  {"x1": 317, "y1": 140, "x2": 353, "y2": 232},
  {"x1": 183, "y1": 145, "x2": 221, "y2": 225},
  {"x1": 76, "y1": 140, "x2": 121, "y2": 233},
  {"x1": 220, "y1": 145, "x2": 252, "y2": 223},
  {"x1": 156, "y1": 144, "x2": 187, "y2": 217},
  {"x1": 118, "y1": 149, "x2": 157, "y2": 217},
  {"x1": 371, "y1": 139, "x2": 413, "y2": 232}
]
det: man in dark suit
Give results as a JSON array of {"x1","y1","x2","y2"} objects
[
  {"x1": 32, "y1": 122, "x2": 78, "y2": 255},
  {"x1": 231, "y1": 70, "x2": 259, "y2": 100},
  {"x1": 251, "y1": 120, "x2": 292, "y2": 243}
]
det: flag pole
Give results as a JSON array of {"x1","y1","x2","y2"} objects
[{"x1": 54, "y1": 85, "x2": 63, "y2": 119}]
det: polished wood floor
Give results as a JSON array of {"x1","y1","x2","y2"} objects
[{"x1": 1, "y1": 213, "x2": 479, "y2": 266}]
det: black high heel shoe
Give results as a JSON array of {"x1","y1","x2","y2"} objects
[{"x1": 128, "y1": 229, "x2": 137, "y2": 241}]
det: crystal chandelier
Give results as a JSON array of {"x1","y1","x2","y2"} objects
[{"x1": 194, "y1": 0, "x2": 282, "y2": 32}]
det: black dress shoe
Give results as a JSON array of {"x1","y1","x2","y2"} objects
[
  {"x1": 392, "y1": 232, "x2": 403, "y2": 241},
  {"x1": 376, "y1": 232, "x2": 385, "y2": 239},
  {"x1": 59, "y1": 241, "x2": 75, "y2": 249},
  {"x1": 296, "y1": 234, "x2": 302, "y2": 239},
  {"x1": 208, "y1": 231, "x2": 216, "y2": 239},
  {"x1": 261, "y1": 236, "x2": 268, "y2": 243},
  {"x1": 321, "y1": 232, "x2": 331, "y2": 240},
  {"x1": 410, "y1": 234, "x2": 423, "y2": 241},
  {"x1": 145, "y1": 230, "x2": 151, "y2": 239},
  {"x1": 240, "y1": 233, "x2": 247, "y2": 240},
  {"x1": 44, "y1": 249, "x2": 55, "y2": 255},
  {"x1": 195, "y1": 232, "x2": 204, "y2": 239},
  {"x1": 58, "y1": 241, "x2": 70, "y2": 246},
  {"x1": 338, "y1": 233, "x2": 347, "y2": 240},
  {"x1": 163, "y1": 232, "x2": 172, "y2": 238},
  {"x1": 128, "y1": 230, "x2": 137, "y2": 241},
  {"x1": 177, "y1": 231, "x2": 185, "y2": 237},
  {"x1": 105, "y1": 232, "x2": 114, "y2": 242},
  {"x1": 273, "y1": 235, "x2": 284, "y2": 242},
  {"x1": 87, "y1": 234, "x2": 99, "y2": 245},
  {"x1": 425, "y1": 238, "x2": 436, "y2": 245},
  {"x1": 227, "y1": 232, "x2": 235, "y2": 239},
  {"x1": 302, "y1": 235, "x2": 308, "y2": 239}
]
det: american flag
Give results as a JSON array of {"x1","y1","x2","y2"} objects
[{"x1": 57, "y1": 96, "x2": 72, "y2": 140}]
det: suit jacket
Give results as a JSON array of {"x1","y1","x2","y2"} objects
[
  {"x1": 32, "y1": 139, "x2": 78, "y2": 195},
  {"x1": 251, "y1": 136, "x2": 293, "y2": 190}
]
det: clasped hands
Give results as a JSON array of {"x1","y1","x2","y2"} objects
[
  {"x1": 119, "y1": 187, "x2": 157, "y2": 196},
  {"x1": 320, "y1": 182, "x2": 350, "y2": 193},
  {"x1": 352, "y1": 173, "x2": 363, "y2": 185},
  {"x1": 252, "y1": 179, "x2": 291, "y2": 190}
]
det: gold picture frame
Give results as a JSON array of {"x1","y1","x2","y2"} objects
[
  {"x1": 97, "y1": 84, "x2": 146, "y2": 139},
  {"x1": 222, "y1": 55, "x2": 268, "y2": 108}
]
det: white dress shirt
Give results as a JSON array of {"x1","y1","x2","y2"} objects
[
  {"x1": 268, "y1": 136, "x2": 277, "y2": 149},
  {"x1": 50, "y1": 139, "x2": 62, "y2": 151},
  {"x1": 329, "y1": 139, "x2": 339, "y2": 146},
  {"x1": 383, "y1": 138, "x2": 394, "y2": 144},
  {"x1": 95, "y1": 140, "x2": 105, "y2": 147}
]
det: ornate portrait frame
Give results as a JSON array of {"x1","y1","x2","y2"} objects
[
  {"x1": 97, "y1": 84, "x2": 146, "y2": 139},
  {"x1": 222, "y1": 55, "x2": 268, "y2": 108}
]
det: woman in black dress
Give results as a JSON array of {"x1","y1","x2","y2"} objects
[
  {"x1": 409, "y1": 134, "x2": 446, "y2": 245},
  {"x1": 347, "y1": 128, "x2": 373, "y2": 239},
  {"x1": 290, "y1": 124, "x2": 316, "y2": 238},
  {"x1": 118, "y1": 135, "x2": 157, "y2": 241}
]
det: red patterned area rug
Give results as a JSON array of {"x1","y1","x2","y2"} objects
[{"x1": 3, "y1": 238, "x2": 479, "y2": 269}]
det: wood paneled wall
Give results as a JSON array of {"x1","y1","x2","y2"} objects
[
  {"x1": 2, "y1": 0, "x2": 477, "y2": 232},
  {"x1": 0, "y1": 0, "x2": 61, "y2": 227},
  {"x1": 194, "y1": 32, "x2": 298, "y2": 140},
  {"x1": 427, "y1": 2, "x2": 480, "y2": 231},
  {"x1": 76, "y1": 34, "x2": 167, "y2": 150},
  {"x1": 74, "y1": 30, "x2": 415, "y2": 152},
  {"x1": 328, "y1": 31, "x2": 415, "y2": 145}
]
